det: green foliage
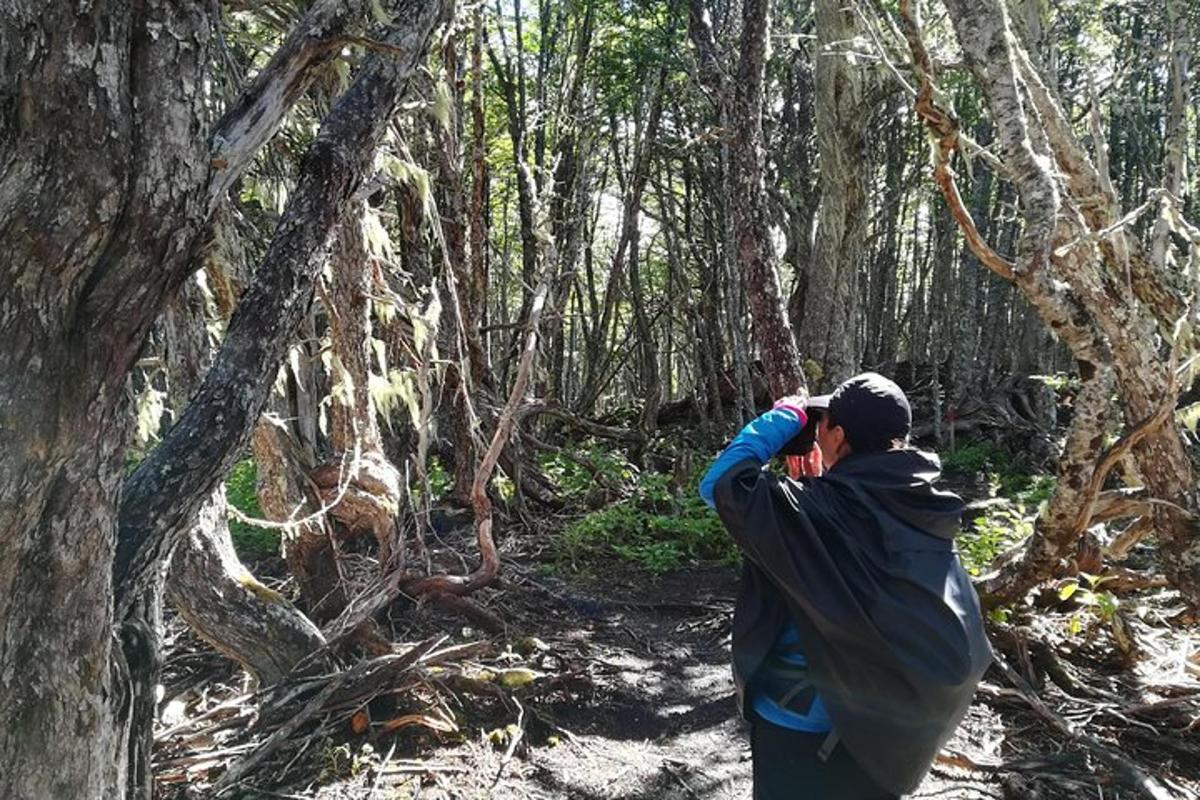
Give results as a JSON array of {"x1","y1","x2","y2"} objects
[
  {"x1": 561, "y1": 469, "x2": 735, "y2": 574},
  {"x1": 537, "y1": 444, "x2": 635, "y2": 498},
  {"x1": 957, "y1": 471, "x2": 1056, "y2": 577},
  {"x1": 958, "y1": 503, "x2": 1034, "y2": 578},
  {"x1": 942, "y1": 440, "x2": 1013, "y2": 475},
  {"x1": 425, "y1": 456, "x2": 450, "y2": 502},
  {"x1": 1058, "y1": 573, "x2": 1119, "y2": 636},
  {"x1": 943, "y1": 441, "x2": 1055, "y2": 498},
  {"x1": 225, "y1": 459, "x2": 280, "y2": 561},
  {"x1": 318, "y1": 742, "x2": 377, "y2": 783}
]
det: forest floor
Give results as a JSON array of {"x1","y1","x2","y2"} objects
[{"x1": 157, "y1": 510, "x2": 1200, "y2": 800}]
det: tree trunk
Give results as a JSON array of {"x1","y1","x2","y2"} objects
[
  {"x1": 904, "y1": 0, "x2": 1200, "y2": 604},
  {"x1": 688, "y1": 0, "x2": 758, "y2": 420},
  {"x1": 168, "y1": 492, "x2": 326, "y2": 685},
  {"x1": 1149, "y1": 0, "x2": 1191, "y2": 272},
  {"x1": 800, "y1": 0, "x2": 872, "y2": 388},
  {"x1": 728, "y1": 0, "x2": 807, "y2": 397},
  {"x1": 159, "y1": 259, "x2": 326, "y2": 689},
  {"x1": 0, "y1": 1, "x2": 444, "y2": 795},
  {"x1": 1, "y1": 2, "x2": 212, "y2": 795}
]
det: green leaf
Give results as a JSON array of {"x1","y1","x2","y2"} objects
[{"x1": 1058, "y1": 582, "x2": 1079, "y2": 601}]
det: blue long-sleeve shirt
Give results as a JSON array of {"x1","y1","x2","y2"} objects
[
  {"x1": 699, "y1": 407, "x2": 805, "y2": 508},
  {"x1": 699, "y1": 407, "x2": 832, "y2": 733}
]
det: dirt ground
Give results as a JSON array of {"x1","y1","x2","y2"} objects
[{"x1": 157, "y1": 520, "x2": 1200, "y2": 800}]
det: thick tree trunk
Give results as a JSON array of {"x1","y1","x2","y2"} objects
[
  {"x1": 1, "y1": 2, "x2": 444, "y2": 796},
  {"x1": 115, "y1": 0, "x2": 445, "y2": 612},
  {"x1": 800, "y1": 0, "x2": 872, "y2": 388},
  {"x1": 688, "y1": 0, "x2": 757, "y2": 421},
  {"x1": 1, "y1": 2, "x2": 212, "y2": 795},
  {"x1": 157, "y1": 220, "x2": 327, "y2": 688}
]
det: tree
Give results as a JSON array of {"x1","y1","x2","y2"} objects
[
  {"x1": 0, "y1": 1, "x2": 445, "y2": 795},
  {"x1": 689, "y1": 0, "x2": 807, "y2": 399},
  {"x1": 798, "y1": 0, "x2": 875, "y2": 388},
  {"x1": 899, "y1": 0, "x2": 1200, "y2": 606}
]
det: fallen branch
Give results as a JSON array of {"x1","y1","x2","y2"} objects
[
  {"x1": 209, "y1": 637, "x2": 445, "y2": 792},
  {"x1": 987, "y1": 654, "x2": 1176, "y2": 800}
]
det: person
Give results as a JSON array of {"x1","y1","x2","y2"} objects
[{"x1": 699, "y1": 372, "x2": 991, "y2": 799}]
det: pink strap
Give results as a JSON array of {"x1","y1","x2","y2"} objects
[{"x1": 772, "y1": 399, "x2": 808, "y2": 426}]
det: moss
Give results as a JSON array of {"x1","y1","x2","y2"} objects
[{"x1": 237, "y1": 571, "x2": 287, "y2": 604}]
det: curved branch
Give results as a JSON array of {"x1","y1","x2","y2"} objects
[
  {"x1": 1067, "y1": 400, "x2": 1177, "y2": 538},
  {"x1": 897, "y1": 0, "x2": 1015, "y2": 283},
  {"x1": 404, "y1": 190, "x2": 561, "y2": 599},
  {"x1": 114, "y1": 0, "x2": 447, "y2": 615},
  {"x1": 207, "y1": 0, "x2": 372, "y2": 211}
]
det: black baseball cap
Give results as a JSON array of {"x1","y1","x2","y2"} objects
[{"x1": 822, "y1": 372, "x2": 911, "y2": 452}]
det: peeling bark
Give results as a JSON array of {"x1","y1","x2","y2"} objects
[
  {"x1": 903, "y1": 0, "x2": 1200, "y2": 605},
  {"x1": 208, "y1": 0, "x2": 375, "y2": 209},
  {"x1": 1, "y1": 2, "x2": 211, "y2": 795},
  {"x1": 116, "y1": 0, "x2": 446, "y2": 613}
]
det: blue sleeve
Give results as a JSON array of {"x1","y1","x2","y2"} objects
[{"x1": 699, "y1": 408, "x2": 805, "y2": 508}]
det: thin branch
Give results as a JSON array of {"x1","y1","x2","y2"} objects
[{"x1": 896, "y1": 0, "x2": 1016, "y2": 283}]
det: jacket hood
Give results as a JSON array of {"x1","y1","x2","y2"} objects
[{"x1": 824, "y1": 449, "x2": 964, "y2": 540}]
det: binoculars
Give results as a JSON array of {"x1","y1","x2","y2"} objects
[{"x1": 779, "y1": 407, "x2": 824, "y2": 456}]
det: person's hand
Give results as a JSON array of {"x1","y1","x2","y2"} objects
[
  {"x1": 786, "y1": 449, "x2": 823, "y2": 479},
  {"x1": 773, "y1": 394, "x2": 808, "y2": 422}
]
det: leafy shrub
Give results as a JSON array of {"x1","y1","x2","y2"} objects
[
  {"x1": 956, "y1": 473, "x2": 1055, "y2": 577},
  {"x1": 538, "y1": 443, "x2": 636, "y2": 499},
  {"x1": 958, "y1": 504, "x2": 1034, "y2": 577},
  {"x1": 1058, "y1": 573, "x2": 1119, "y2": 636},
  {"x1": 561, "y1": 471, "x2": 736, "y2": 573},
  {"x1": 943, "y1": 440, "x2": 1055, "y2": 498},
  {"x1": 225, "y1": 459, "x2": 280, "y2": 561}
]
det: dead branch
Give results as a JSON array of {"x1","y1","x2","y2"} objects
[{"x1": 987, "y1": 654, "x2": 1176, "y2": 800}]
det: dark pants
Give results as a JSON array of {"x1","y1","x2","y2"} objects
[{"x1": 750, "y1": 719, "x2": 899, "y2": 800}]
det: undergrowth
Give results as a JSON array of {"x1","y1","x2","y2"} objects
[
  {"x1": 225, "y1": 459, "x2": 280, "y2": 561},
  {"x1": 949, "y1": 439, "x2": 1057, "y2": 579},
  {"x1": 551, "y1": 448, "x2": 736, "y2": 573}
]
